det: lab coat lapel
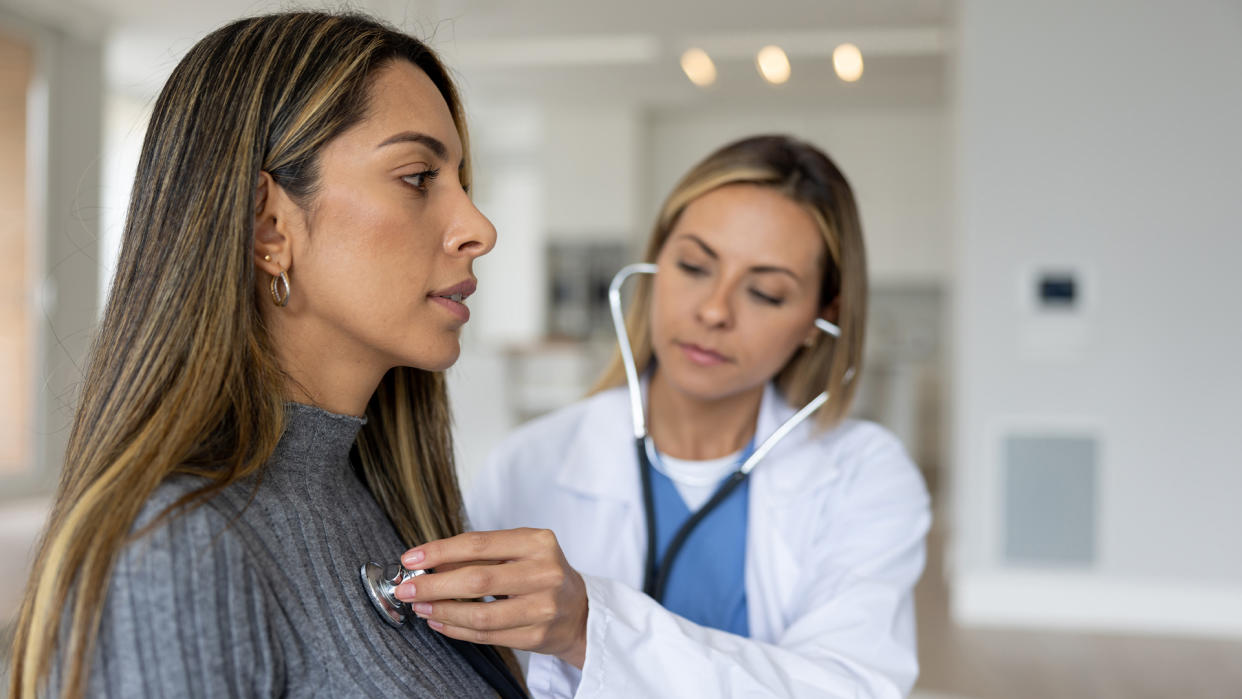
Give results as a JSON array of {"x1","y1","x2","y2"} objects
[
  {"x1": 553, "y1": 387, "x2": 641, "y2": 502},
  {"x1": 552, "y1": 387, "x2": 646, "y2": 589},
  {"x1": 751, "y1": 383, "x2": 843, "y2": 497},
  {"x1": 747, "y1": 383, "x2": 843, "y2": 641}
]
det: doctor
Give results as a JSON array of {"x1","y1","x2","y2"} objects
[{"x1": 397, "y1": 135, "x2": 931, "y2": 698}]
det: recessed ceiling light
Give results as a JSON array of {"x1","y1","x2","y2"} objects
[
  {"x1": 756, "y1": 45, "x2": 791, "y2": 85},
  {"x1": 680, "y1": 48, "x2": 717, "y2": 87},
  {"x1": 833, "y1": 43, "x2": 864, "y2": 82}
]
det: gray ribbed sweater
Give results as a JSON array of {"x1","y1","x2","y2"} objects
[{"x1": 57, "y1": 403, "x2": 494, "y2": 697}]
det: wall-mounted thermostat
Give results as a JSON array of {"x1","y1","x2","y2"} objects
[
  {"x1": 1036, "y1": 271, "x2": 1078, "y2": 310},
  {"x1": 1018, "y1": 264, "x2": 1093, "y2": 361}
]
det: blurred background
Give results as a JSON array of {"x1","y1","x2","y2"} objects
[{"x1": 1, "y1": 1, "x2": 1240, "y2": 697}]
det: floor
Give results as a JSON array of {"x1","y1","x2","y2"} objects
[
  {"x1": 0, "y1": 498, "x2": 43, "y2": 693},
  {"x1": 911, "y1": 471, "x2": 1242, "y2": 699}
]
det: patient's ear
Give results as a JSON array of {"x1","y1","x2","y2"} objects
[{"x1": 253, "y1": 170, "x2": 295, "y2": 277}]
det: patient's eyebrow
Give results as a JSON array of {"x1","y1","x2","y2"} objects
[{"x1": 376, "y1": 131, "x2": 448, "y2": 161}]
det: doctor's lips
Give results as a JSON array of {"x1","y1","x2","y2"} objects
[
  {"x1": 429, "y1": 279, "x2": 476, "y2": 322},
  {"x1": 677, "y1": 341, "x2": 731, "y2": 367}
]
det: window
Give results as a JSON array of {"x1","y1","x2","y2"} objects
[{"x1": 0, "y1": 28, "x2": 33, "y2": 476}]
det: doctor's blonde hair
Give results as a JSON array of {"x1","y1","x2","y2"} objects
[
  {"x1": 593, "y1": 135, "x2": 867, "y2": 429},
  {"x1": 8, "y1": 12, "x2": 520, "y2": 698}
]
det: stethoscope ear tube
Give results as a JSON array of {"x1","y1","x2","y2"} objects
[
  {"x1": 608, "y1": 263, "x2": 658, "y2": 440},
  {"x1": 738, "y1": 390, "x2": 828, "y2": 476}
]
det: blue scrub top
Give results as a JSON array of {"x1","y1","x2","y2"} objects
[{"x1": 647, "y1": 444, "x2": 753, "y2": 636}]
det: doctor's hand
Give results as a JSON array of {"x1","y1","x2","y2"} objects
[{"x1": 394, "y1": 528, "x2": 589, "y2": 668}]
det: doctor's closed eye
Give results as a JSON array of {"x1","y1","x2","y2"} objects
[
  {"x1": 676, "y1": 260, "x2": 708, "y2": 276},
  {"x1": 748, "y1": 288, "x2": 785, "y2": 306},
  {"x1": 677, "y1": 260, "x2": 787, "y2": 306}
]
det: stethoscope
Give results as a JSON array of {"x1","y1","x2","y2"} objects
[
  {"x1": 360, "y1": 562, "x2": 527, "y2": 698},
  {"x1": 361, "y1": 561, "x2": 528, "y2": 698},
  {"x1": 607, "y1": 263, "x2": 842, "y2": 603}
]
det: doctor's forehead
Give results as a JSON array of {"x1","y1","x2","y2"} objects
[{"x1": 669, "y1": 186, "x2": 826, "y2": 267}]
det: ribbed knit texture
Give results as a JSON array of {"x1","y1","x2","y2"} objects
[{"x1": 52, "y1": 403, "x2": 494, "y2": 698}]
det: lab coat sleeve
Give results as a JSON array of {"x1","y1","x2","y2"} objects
[{"x1": 525, "y1": 433, "x2": 931, "y2": 699}]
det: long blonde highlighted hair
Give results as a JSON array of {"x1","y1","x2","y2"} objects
[
  {"x1": 594, "y1": 135, "x2": 867, "y2": 428},
  {"x1": 9, "y1": 12, "x2": 502, "y2": 698}
]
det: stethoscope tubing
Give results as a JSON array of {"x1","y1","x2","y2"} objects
[
  {"x1": 639, "y1": 437, "x2": 751, "y2": 601},
  {"x1": 608, "y1": 263, "x2": 658, "y2": 441}
]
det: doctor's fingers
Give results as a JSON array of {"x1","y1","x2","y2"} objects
[
  {"x1": 422, "y1": 616, "x2": 559, "y2": 653},
  {"x1": 394, "y1": 559, "x2": 565, "y2": 602},
  {"x1": 402, "y1": 528, "x2": 564, "y2": 569},
  {"x1": 413, "y1": 597, "x2": 560, "y2": 638}
]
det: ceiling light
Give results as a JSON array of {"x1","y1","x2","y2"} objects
[
  {"x1": 833, "y1": 43, "x2": 864, "y2": 82},
  {"x1": 680, "y1": 48, "x2": 717, "y2": 87},
  {"x1": 756, "y1": 45, "x2": 791, "y2": 85}
]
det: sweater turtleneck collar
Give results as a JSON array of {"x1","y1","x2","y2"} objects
[{"x1": 267, "y1": 402, "x2": 366, "y2": 480}]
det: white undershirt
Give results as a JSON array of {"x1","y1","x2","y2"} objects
[{"x1": 652, "y1": 447, "x2": 744, "y2": 511}]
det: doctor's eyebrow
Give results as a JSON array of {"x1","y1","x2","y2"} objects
[
  {"x1": 677, "y1": 233, "x2": 802, "y2": 281},
  {"x1": 376, "y1": 130, "x2": 465, "y2": 171}
]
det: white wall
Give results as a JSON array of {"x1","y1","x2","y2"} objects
[
  {"x1": 951, "y1": 0, "x2": 1242, "y2": 636},
  {"x1": 646, "y1": 105, "x2": 950, "y2": 285},
  {"x1": 448, "y1": 101, "x2": 646, "y2": 481},
  {"x1": 45, "y1": 32, "x2": 103, "y2": 493},
  {"x1": 99, "y1": 93, "x2": 150, "y2": 304},
  {"x1": 465, "y1": 100, "x2": 643, "y2": 346},
  {"x1": 543, "y1": 104, "x2": 641, "y2": 241},
  {"x1": 0, "y1": 11, "x2": 104, "y2": 498},
  {"x1": 0, "y1": 7, "x2": 102, "y2": 629}
]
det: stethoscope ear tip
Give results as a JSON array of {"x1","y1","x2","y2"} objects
[{"x1": 814, "y1": 318, "x2": 842, "y2": 338}]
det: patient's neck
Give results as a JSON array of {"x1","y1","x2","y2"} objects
[{"x1": 647, "y1": 368, "x2": 761, "y2": 461}]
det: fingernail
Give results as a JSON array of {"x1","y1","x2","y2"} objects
[
  {"x1": 413, "y1": 603, "x2": 432, "y2": 615},
  {"x1": 395, "y1": 582, "x2": 415, "y2": 601},
  {"x1": 428, "y1": 620, "x2": 444, "y2": 631},
  {"x1": 402, "y1": 550, "x2": 424, "y2": 567}
]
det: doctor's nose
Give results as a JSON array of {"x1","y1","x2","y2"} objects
[{"x1": 695, "y1": 282, "x2": 734, "y2": 329}]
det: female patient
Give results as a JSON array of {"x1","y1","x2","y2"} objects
[{"x1": 8, "y1": 12, "x2": 524, "y2": 698}]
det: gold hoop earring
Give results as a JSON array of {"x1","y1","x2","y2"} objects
[{"x1": 270, "y1": 270, "x2": 290, "y2": 307}]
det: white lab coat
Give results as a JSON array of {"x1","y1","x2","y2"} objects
[{"x1": 467, "y1": 383, "x2": 931, "y2": 699}]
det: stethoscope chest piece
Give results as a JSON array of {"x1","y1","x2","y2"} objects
[{"x1": 360, "y1": 561, "x2": 428, "y2": 628}]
